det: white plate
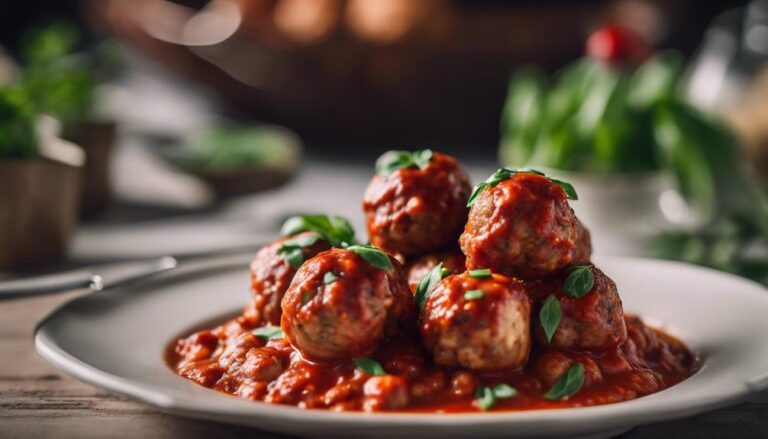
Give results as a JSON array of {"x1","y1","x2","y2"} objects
[{"x1": 35, "y1": 256, "x2": 768, "y2": 439}]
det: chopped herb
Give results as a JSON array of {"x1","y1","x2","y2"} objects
[
  {"x1": 543, "y1": 363, "x2": 585, "y2": 400},
  {"x1": 375, "y1": 149, "x2": 434, "y2": 175},
  {"x1": 468, "y1": 268, "x2": 492, "y2": 279},
  {"x1": 277, "y1": 232, "x2": 321, "y2": 268},
  {"x1": 323, "y1": 271, "x2": 339, "y2": 285},
  {"x1": 353, "y1": 357, "x2": 386, "y2": 376},
  {"x1": 415, "y1": 262, "x2": 448, "y2": 309},
  {"x1": 539, "y1": 294, "x2": 562, "y2": 343},
  {"x1": 467, "y1": 168, "x2": 578, "y2": 207},
  {"x1": 252, "y1": 326, "x2": 283, "y2": 341},
  {"x1": 280, "y1": 214, "x2": 356, "y2": 247},
  {"x1": 492, "y1": 383, "x2": 518, "y2": 399},
  {"x1": 464, "y1": 289, "x2": 485, "y2": 300},
  {"x1": 475, "y1": 383, "x2": 517, "y2": 411},
  {"x1": 564, "y1": 265, "x2": 595, "y2": 298},
  {"x1": 301, "y1": 290, "x2": 312, "y2": 304},
  {"x1": 346, "y1": 244, "x2": 393, "y2": 271}
]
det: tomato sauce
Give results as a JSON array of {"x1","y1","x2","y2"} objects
[{"x1": 167, "y1": 313, "x2": 698, "y2": 412}]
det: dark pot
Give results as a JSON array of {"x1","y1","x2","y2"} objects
[{"x1": 63, "y1": 120, "x2": 117, "y2": 217}]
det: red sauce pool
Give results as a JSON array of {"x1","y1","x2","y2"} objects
[{"x1": 166, "y1": 313, "x2": 698, "y2": 412}]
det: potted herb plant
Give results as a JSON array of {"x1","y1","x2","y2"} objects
[
  {"x1": 20, "y1": 22, "x2": 118, "y2": 217},
  {"x1": 0, "y1": 87, "x2": 83, "y2": 270},
  {"x1": 499, "y1": 25, "x2": 768, "y2": 266}
]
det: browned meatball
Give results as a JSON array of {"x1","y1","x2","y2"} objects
[
  {"x1": 420, "y1": 272, "x2": 531, "y2": 370},
  {"x1": 281, "y1": 248, "x2": 414, "y2": 361},
  {"x1": 405, "y1": 247, "x2": 466, "y2": 292},
  {"x1": 460, "y1": 172, "x2": 579, "y2": 279},
  {"x1": 572, "y1": 220, "x2": 592, "y2": 265},
  {"x1": 363, "y1": 151, "x2": 471, "y2": 258},
  {"x1": 533, "y1": 266, "x2": 627, "y2": 351},
  {"x1": 244, "y1": 232, "x2": 330, "y2": 326}
]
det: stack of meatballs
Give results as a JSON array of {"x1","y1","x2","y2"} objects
[{"x1": 247, "y1": 150, "x2": 627, "y2": 375}]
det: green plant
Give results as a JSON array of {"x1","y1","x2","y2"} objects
[
  {"x1": 0, "y1": 87, "x2": 39, "y2": 159},
  {"x1": 499, "y1": 52, "x2": 768, "y2": 284},
  {"x1": 19, "y1": 21, "x2": 94, "y2": 123}
]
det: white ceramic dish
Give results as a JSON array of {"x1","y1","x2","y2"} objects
[{"x1": 35, "y1": 256, "x2": 768, "y2": 439}]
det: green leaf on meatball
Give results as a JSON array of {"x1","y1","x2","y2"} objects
[
  {"x1": 280, "y1": 214, "x2": 356, "y2": 247},
  {"x1": 467, "y1": 168, "x2": 578, "y2": 206},
  {"x1": 346, "y1": 244, "x2": 393, "y2": 271},
  {"x1": 564, "y1": 265, "x2": 595, "y2": 298},
  {"x1": 277, "y1": 232, "x2": 321, "y2": 268},
  {"x1": 415, "y1": 262, "x2": 447, "y2": 310},
  {"x1": 540, "y1": 294, "x2": 562, "y2": 343},
  {"x1": 252, "y1": 326, "x2": 284, "y2": 341},
  {"x1": 375, "y1": 149, "x2": 434, "y2": 175},
  {"x1": 543, "y1": 362, "x2": 585, "y2": 400}
]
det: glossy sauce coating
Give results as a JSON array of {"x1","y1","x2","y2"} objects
[
  {"x1": 363, "y1": 152, "x2": 471, "y2": 258},
  {"x1": 168, "y1": 312, "x2": 697, "y2": 412},
  {"x1": 461, "y1": 173, "x2": 579, "y2": 279}
]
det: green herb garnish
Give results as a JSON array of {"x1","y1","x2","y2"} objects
[
  {"x1": 474, "y1": 383, "x2": 518, "y2": 410},
  {"x1": 467, "y1": 168, "x2": 578, "y2": 207},
  {"x1": 543, "y1": 363, "x2": 585, "y2": 400},
  {"x1": 464, "y1": 289, "x2": 485, "y2": 300},
  {"x1": 415, "y1": 262, "x2": 448, "y2": 310},
  {"x1": 281, "y1": 214, "x2": 356, "y2": 248},
  {"x1": 539, "y1": 294, "x2": 562, "y2": 343},
  {"x1": 353, "y1": 357, "x2": 386, "y2": 376},
  {"x1": 564, "y1": 265, "x2": 595, "y2": 298},
  {"x1": 277, "y1": 232, "x2": 321, "y2": 268},
  {"x1": 346, "y1": 244, "x2": 393, "y2": 271},
  {"x1": 468, "y1": 268, "x2": 492, "y2": 279},
  {"x1": 375, "y1": 149, "x2": 433, "y2": 175},
  {"x1": 301, "y1": 290, "x2": 312, "y2": 304},
  {"x1": 252, "y1": 326, "x2": 284, "y2": 341},
  {"x1": 323, "y1": 271, "x2": 339, "y2": 285}
]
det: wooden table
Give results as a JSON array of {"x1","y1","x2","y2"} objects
[{"x1": 2, "y1": 291, "x2": 767, "y2": 439}]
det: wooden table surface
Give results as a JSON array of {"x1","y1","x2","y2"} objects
[{"x1": 2, "y1": 291, "x2": 767, "y2": 439}]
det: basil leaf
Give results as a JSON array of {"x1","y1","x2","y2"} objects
[
  {"x1": 353, "y1": 357, "x2": 386, "y2": 376},
  {"x1": 280, "y1": 247, "x2": 305, "y2": 268},
  {"x1": 550, "y1": 178, "x2": 579, "y2": 200},
  {"x1": 323, "y1": 271, "x2": 339, "y2": 285},
  {"x1": 346, "y1": 245, "x2": 393, "y2": 271},
  {"x1": 464, "y1": 289, "x2": 485, "y2": 300},
  {"x1": 415, "y1": 262, "x2": 446, "y2": 310},
  {"x1": 252, "y1": 326, "x2": 284, "y2": 341},
  {"x1": 301, "y1": 290, "x2": 312, "y2": 304},
  {"x1": 474, "y1": 386, "x2": 496, "y2": 411},
  {"x1": 375, "y1": 149, "x2": 434, "y2": 175},
  {"x1": 543, "y1": 363, "x2": 585, "y2": 400},
  {"x1": 564, "y1": 265, "x2": 594, "y2": 298},
  {"x1": 492, "y1": 383, "x2": 518, "y2": 399},
  {"x1": 281, "y1": 232, "x2": 321, "y2": 249},
  {"x1": 468, "y1": 268, "x2": 492, "y2": 279},
  {"x1": 280, "y1": 214, "x2": 356, "y2": 247},
  {"x1": 539, "y1": 294, "x2": 561, "y2": 343}
]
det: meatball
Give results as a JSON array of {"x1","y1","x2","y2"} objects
[
  {"x1": 533, "y1": 266, "x2": 627, "y2": 351},
  {"x1": 532, "y1": 351, "x2": 603, "y2": 388},
  {"x1": 363, "y1": 151, "x2": 472, "y2": 258},
  {"x1": 405, "y1": 247, "x2": 466, "y2": 292},
  {"x1": 244, "y1": 232, "x2": 330, "y2": 326},
  {"x1": 281, "y1": 248, "x2": 414, "y2": 361},
  {"x1": 460, "y1": 172, "x2": 579, "y2": 279},
  {"x1": 420, "y1": 272, "x2": 531, "y2": 370},
  {"x1": 572, "y1": 220, "x2": 592, "y2": 265}
]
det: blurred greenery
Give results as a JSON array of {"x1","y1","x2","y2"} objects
[
  {"x1": 0, "y1": 86, "x2": 39, "y2": 159},
  {"x1": 19, "y1": 21, "x2": 94, "y2": 123},
  {"x1": 500, "y1": 53, "x2": 768, "y2": 285},
  {"x1": 182, "y1": 127, "x2": 295, "y2": 172}
]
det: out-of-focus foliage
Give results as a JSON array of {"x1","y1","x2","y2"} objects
[
  {"x1": 182, "y1": 127, "x2": 295, "y2": 171},
  {"x1": 0, "y1": 86, "x2": 39, "y2": 159},
  {"x1": 500, "y1": 53, "x2": 768, "y2": 285},
  {"x1": 19, "y1": 21, "x2": 94, "y2": 123}
]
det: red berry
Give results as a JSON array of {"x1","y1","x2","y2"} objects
[{"x1": 586, "y1": 25, "x2": 650, "y2": 67}]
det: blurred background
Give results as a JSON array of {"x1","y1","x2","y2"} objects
[{"x1": 1, "y1": 0, "x2": 768, "y2": 285}]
